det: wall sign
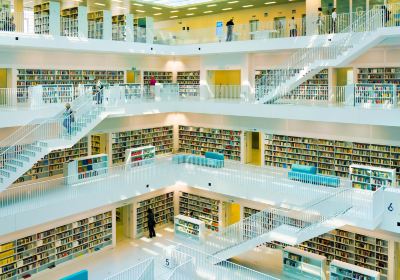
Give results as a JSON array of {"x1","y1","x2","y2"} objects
[{"x1": 216, "y1": 21, "x2": 223, "y2": 37}]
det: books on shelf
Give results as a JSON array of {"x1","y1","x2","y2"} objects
[
  {"x1": 16, "y1": 69, "x2": 125, "y2": 88},
  {"x1": 125, "y1": 146, "x2": 155, "y2": 167},
  {"x1": 174, "y1": 214, "x2": 205, "y2": 242},
  {"x1": 283, "y1": 246, "x2": 327, "y2": 280},
  {"x1": 0, "y1": 211, "x2": 112, "y2": 280},
  {"x1": 34, "y1": 2, "x2": 50, "y2": 34},
  {"x1": 264, "y1": 133, "x2": 400, "y2": 184},
  {"x1": 64, "y1": 154, "x2": 108, "y2": 185},
  {"x1": 143, "y1": 71, "x2": 173, "y2": 85},
  {"x1": 88, "y1": 11, "x2": 106, "y2": 39},
  {"x1": 12, "y1": 137, "x2": 88, "y2": 184},
  {"x1": 179, "y1": 125, "x2": 241, "y2": 161},
  {"x1": 349, "y1": 164, "x2": 396, "y2": 191},
  {"x1": 177, "y1": 71, "x2": 200, "y2": 96},
  {"x1": 330, "y1": 260, "x2": 380, "y2": 280},
  {"x1": 179, "y1": 192, "x2": 220, "y2": 232},
  {"x1": 136, "y1": 192, "x2": 174, "y2": 237},
  {"x1": 111, "y1": 126, "x2": 173, "y2": 165}
]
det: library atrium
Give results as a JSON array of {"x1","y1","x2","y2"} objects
[{"x1": 0, "y1": 0, "x2": 400, "y2": 279}]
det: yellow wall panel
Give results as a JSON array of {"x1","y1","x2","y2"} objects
[
  {"x1": 0, "y1": 69, "x2": 7, "y2": 88},
  {"x1": 209, "y1": 70, "x2": 241, "y2": 85}
]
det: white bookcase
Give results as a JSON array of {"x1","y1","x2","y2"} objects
[
  {"x1": 283, "y1": 246, "x2": 327, "y2": 280},
  {"x1": 135, "y1": 192, "x2": 174, "y2": 237},
  {"x1": 34, "y1": 1, "x2": 60, "y2": 36},
  {"x1": 119, "y1": 83, "x2": 142, "y2": 100},
  {"x1": 330, "y1": 260, "x2": 380, "y2": 280},
  {"x1": 174, "y1": 215, "x2": 205, "y2": 242},
  {"x1": 60, "y1": 6, "x2": 87, "y2": 37},
  {"x1": 349, "y1": 164, "x2": 396, "y2": 191},
  {"x1": 0, "y1": 211, "x2": 112, "y2": 280},
  {"x1": 88, "y1": 10, "x2": 111, "y2": 40},
  {"x1": 112, "y1": 14, "x2": 134, "y2": 41},
  {"x1": 143, "y1": 71, "x2": 173, "y2": 85},
  {"x1": 63, "y1": 154, "x2": 108, "y2": 185},
  {"x1": 177, "y1": 71, "x2": 200, "y2": 97},
  {"x1": 125, "y1": 146, "x2": 155, "y2": 167}
]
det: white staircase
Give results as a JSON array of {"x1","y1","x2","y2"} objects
[
  {"x1": 0, "y1": 93, "x2": 113, "y2": 191},
  {"x1": 259, "y1": 8, "x2": 388, "y2": 104},
  {"x1": 203, "y1": 188, "x2": 353, "y2": 261}
]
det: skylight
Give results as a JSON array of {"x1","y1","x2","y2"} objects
[{"x1": 136, "y1": 0, "x2": 214, "y2": 8}]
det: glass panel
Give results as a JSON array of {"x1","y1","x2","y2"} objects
[
  {"x1": 353, "y1": 0, "x2": 367, "y2": 13},
  {"x1": 369, "y1": 0, "x2": 384, "y2": 10},
  {"x1": 321, "y1": 0, "x2": 335, "y2": 14}
]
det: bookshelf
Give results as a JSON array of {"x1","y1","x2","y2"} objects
[
  {"x1": 91, "y1": 134, "x2": 101, "y2": 155},
  {"x1": 283, "y1": 246, "x2": 327, "y2": 280},
  {"x1": 125, "y1": 146, "x2": 155, "y2": 167},
  {"x1": 179, "y1": 192, "x2": 220, "y2": 232},
  {"x1": 119, "y1": 83, "x2": 142, "y2": 100},
  {"x1": 177, "y1": 71, "x2": 200, "y2": 97},
  {"x1": 60, "y1": 7, "x2": 80, "y2": 37},
  {"x1": 87, "y1": 11, "x2": 104, "y2": 39},
  {"x1": 297, "y1": 229, "x2": 389, "y2": 280},
  {"x1": 111, "y1": 126, "x2": 173, "y2": 165},
  {"x1": 357, "y1": 67, "x2": 400, "y2": 105},
  {"x1": 264, "y1": 133, "x2": 400, "y2": 183},
  {"x1": 41, "y1": 84, "x2": 74, "y2": 104},
  {"x1": 350, "y1": 165, "x2": 396, "y2": 191},
  {"x1": 135, "y1": 192, "x2": 174, "y2": 237},
  {"x1": 0, "y1": 211, "x2": 112, "y2": 280},
  {"x1": 143, "y1": 71, "x2": 173, "y2": 85},
  {"x1": 112, "y1": 14, "x2": 133, "y2": 41},
  {"x1": 13, "y1": 137, "x2": 88, "y2": 184},
  {"x1": 178, "y1": 125, "x2": 242, "y2": 161},
  {"x1": 354, "y1": 84, "x2": 397, "y2": 107},
  {"x1": 16, "y1": 69, "x2": 125, "y2": 88},
  {"x1": 63, "y1": 154, "x2": 108, "y2": 185},
  {"x1": 330, "y1": 260, "x2": 380, "y2": 280},
  {"x1": 134, "y1": 17, "x2": 153, "y2": 43},
  {"x1": 34, "y1": 2, "x2": 50, "y2": 34},
  {"x1": 174, "y1": 215, "x2": 205, "y2": 242}
]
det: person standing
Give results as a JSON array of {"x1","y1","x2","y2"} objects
[
  {"x1": 147, "y1": 208, "x2": 156, "y2": 238},
  {"x1": 226, "y1": 18, "x2": 234, "y2": 42},
  {"x1": 149, "y1": 76, "x2": 157, "y2": 98},
  {"x1": 93, "y1": 79, "x2": 103, "y2": 104},
  {"x1": 289, "y1": 17, "x2": 297, "y2": 37},
  {"x1": 316, "y1": 13, "x2": 324, "y2": 35},
  {"x1": 63, "y1": 103, "x2": 74, "y2": 135},
  {"x1": 331, "y1": 8, "x2": 337, "y2": 33}
]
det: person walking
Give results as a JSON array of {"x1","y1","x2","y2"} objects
[
  {"x1": 316, "y1": 13, "x2": 324, "y2": 35},
  {"x1": 94, "y1": 79, "x2": 103, "y2": 104},
  {"x1": 226, "y1": 18, "x2": 234, "y2": 41},
  {"x1": 331, "y1": 8, "x2": 337, "y2": 33},
  {"x1": 289, "y1": 17, "x2": 297, "y2": 37},
  {"x1": 149, "y1": 76, "x2": 157, "y2": 98},
  {"x1": 63, "y1": 103, "x2": 74, "y2": 135},
  {"x1": 147, "y1": 208, "x2": 156, "y2": 238}
]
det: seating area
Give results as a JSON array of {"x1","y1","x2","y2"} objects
[
  {"x1": 172, "y1": 152, "x2": 224, "y2": 168},
  {"x1": 288, "y1": 164, "x2": 340, "y2": 188}
]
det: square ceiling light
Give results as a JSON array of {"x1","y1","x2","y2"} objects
[{"x1": 136, "y1": 0, "x2": 214, "y2": 7}]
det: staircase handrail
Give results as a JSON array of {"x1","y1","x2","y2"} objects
[{"x1": 0, "y1": 93, "x2": 95, "y2": 161}]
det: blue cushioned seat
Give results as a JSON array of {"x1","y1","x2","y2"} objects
[
  {"x1": 60, "y1": 270, "x2": 88, "y2": 280},
  {"x1": 291, "y1": 164, "x2": 317, "y2": 174}
]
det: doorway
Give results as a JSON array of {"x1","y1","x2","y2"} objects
[
  {"x1": 336, "y1": 68, "x2": 354, "y2": 86},
  {"x1": 91, "y1": 133, "x2": 108, "y2": 156},
  {"x1": 273, "y1": 17, "x2": 286, "y2": 38},
  {"x1": 223, "y1": 201, "x2": 241, "y2": 227},
  {"x1": 116, "y1": 205, "x2": 133, "y2": 243},
  {"x1": 126, "y1": 70, "x2": 141, "y2": 83},
  {"x1": 207, "y1": 70, "x2": 241, "y2": 99},
  {"x1": 245, "y1": 131, "x2": 262, "y2": 166}
]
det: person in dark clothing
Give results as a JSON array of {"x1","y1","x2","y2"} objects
[
  {"x1": 147, "y1": 208, "x2": 156, "y2": 238},
  {"x1": 381, "y1": 5, "x2": 390, "y2": 26},
  {"x1": 226, "y1": 18, "x2": 234, "y2": 41}
]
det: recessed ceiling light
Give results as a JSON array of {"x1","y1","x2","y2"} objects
[
  {"x1": 242, "y1": 5, "x2": 253, "y2": 7},
  {"x1": 152, "y1": 7, "x2": 162, "y2": 10},
  {"x1": 207, "y1": 4, "x2": 216, "y2": 7},
  {"x1": 153, "y1": 13, "x2": 162, "y2": 15},
  {"x1": 117, "y1": 7, "x2": 127, "y2": 9},
  {"x1": 186, "y1": 13, "x2": 194, "y2": 15},
  {"x1": 112, "y1": 0, "x2": 122, "y2": 2},
  {"x1": 94, "y1": 2, "x2": 105, "y2": 6},
  {"x1": 188, "y1": 7, "x2": 197, "y2": 10},
  {"x1": 170, "y1": 15, "x2": 178, "y2": 18},
  {"x1": 222, "y1": 8, "x2": 232, "y2": 11},
  {"x1": 203, "y1": 10, "x2": 213, "y2": 13},
  {"x1": 227, "y1": 1, "x2": 238, "y2": 3},
  {"x1": 264, "y1": 1, "x2": 277, "y2": 4},
  {"x1": 170, "y1": 10, "x2": 179, "y2": 13},
  {"x1": 133, "y1": 3, "x2": 143, "y2": 6},
  {"x1": 136, "y1": 9, "x2": 145, "y2": 12}
]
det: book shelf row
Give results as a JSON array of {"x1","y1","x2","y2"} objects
[
  {"x1": 111, "y1": 126, "x2": 173, "y2": 165},
  {"x1": 143, "y1": 71, "x2": 173, "y2": 85},
  {"x1": 17, "y1": 69, "x2": 124, "y2": 88},
  {"x1": 264, "y1": 133, "x2": 400, "y2": 183},
  {"x1": 243, "y1": 206, "x2": 389, "y2": 279},
  {"x1": 135, "y1": 192, "x2": 174, "y2": 237},
  {"x1": 179, "y1": 192, "x2": 220, "y2": 232},
  {"x1": 177, "y1": 71, "x2": 200, "y2": 96},
  {"x1": 178, "y1": 125, "x2": 242, "y2": 161},
  {"x1": 0, "y1": 211, "x2": 112, "y2": 280},
  {"x1": 13, "y1": 137, "x2": 88, "y2": 184}
]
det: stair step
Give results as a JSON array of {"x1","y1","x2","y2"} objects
[
  {"x1": 21, "y1": 150, "x2": 36, "y2": 157},
  {"x1": 26, "y1": 145, "x2": 42, "y2": 152},
  {"x1": 0, "y1": 169, "x2": 11, "y2": 178},
  {"x1": 3, "y1": 164, "x2": 17, "y2": 172},
  {"x1": 8, "y1": 159, "x2": 24, "y2": 167},
  {"x1": 16, "y1": 155, "x2": 30, "y2": 162}
]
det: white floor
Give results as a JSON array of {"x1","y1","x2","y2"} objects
[{"x1": 30, "y1": 223, "x2": 290, "y2": 280}]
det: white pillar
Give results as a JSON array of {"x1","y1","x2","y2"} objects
[
  {"x1": 48, "y1": 1, "x2": 60, "y2": 36},
  {"x1": 306, "y1": 0, "x2": 322, "y2": 36},
  {"x1": 78, "y1": 6, "x2": 88, "y2": 38},
  {"x1": 125, "y1": 14, "x2": 134, "y2": 42},
  {"x1": 102, "y1": 10, "x2": 112, "y2": 40}
]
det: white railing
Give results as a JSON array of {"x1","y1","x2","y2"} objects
[
  {"x1": 34, "y1": 14, "x2": 49, "y2": 34},
  {"x1": 112, "y1": 24, "x2": 126, "y2": 41},
  {"x1": 104, "y1": 258, "x2": 154, "y2": 280},
  {"x1": 0, "y1": 88, "x2": 30, "y2": 107},
  {"x1": 0, "y1": 10, "x2": 31, "y2": 33},
  {"x1": 60, "y1": 17, "x2": 79, "y2": 37},
  {"x1": 173, "y1": 244, "x2": 279, "y2": 280}
]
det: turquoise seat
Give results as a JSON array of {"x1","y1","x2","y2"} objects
[
  {"x1": 288, "y1": 171, "x2": 340, "y2": 188},
  {"x1": 172, "y1": 154, "x2": 224, "y2": 168},
  {"x1": 60, "y1": 270, "x2": 88, "y2": 280},
  {"x1": 291, "y1": 164, "x2": 317, "y2": 174}
]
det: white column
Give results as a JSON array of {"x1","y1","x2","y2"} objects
[
  {"x1": 306, "y1": 0, "x2": 322, "y2": 36},
  {"x1": 78, "y1": 6, "x2": 88, "y2": 38},
  {"x1": 13, "y1": 0, "x2": 24, "y2": 32},
  {"x1": 125, "y1": 14, "x2": 134, "y2": 42},
  {"x1": 48, "y1": 1, "x2": 60, "y2": 36},
  {"x1": 145, "y1": 17, "x2": 154, "y2": 44},
  {"x1": 102, "y1": 10, "x2": 112, "y2": 40}
]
